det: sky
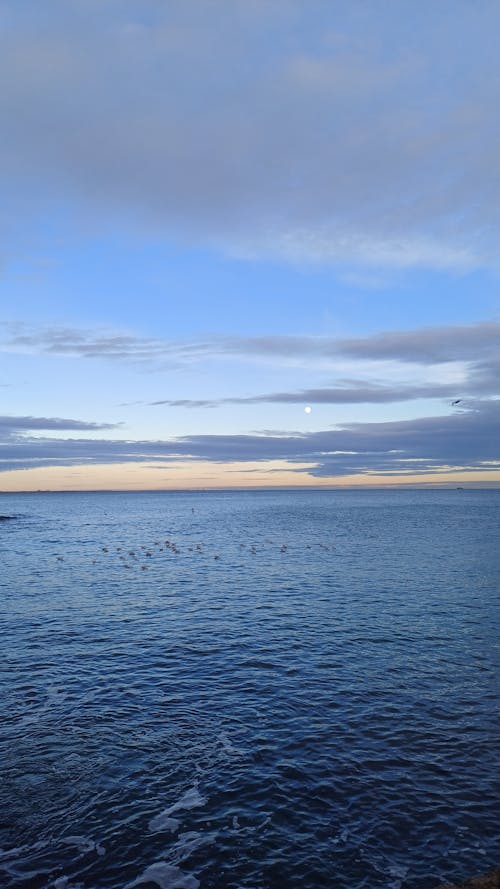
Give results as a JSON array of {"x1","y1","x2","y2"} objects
[{"x1": 1, "y1": 0, "x2": 499, "y2": 491}]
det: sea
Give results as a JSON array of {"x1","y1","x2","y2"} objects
[{"x1": 0, "y1": 489, "x2": 498, "y2": 889}]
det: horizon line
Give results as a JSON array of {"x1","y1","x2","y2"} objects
[{"x1": 2, "y1": 484, "x2": 499, "y2": 494}]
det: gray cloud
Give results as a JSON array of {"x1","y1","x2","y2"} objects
[
  {"x1": 153, "y1": 382, "x2": 461, "y2": 408},
  {"x1": 1, "y1": 322, "x2": 217, "y2": 368},
  {"x1": 1, "y1": 1, "x2": 500, "y2": 266},
  {"x1": 335, "y1": 322, "x2": 500, "y2": 364},
  {"x1": 0, "y1": 415, "x2": 118, "y2": 436},
  {"x1": 3, "y1": 319, "x2": 500, "y2": 366},
  {"x1": 3, "y1": 324, "x2": 184, "y2": 365},
  {"x1": 3, "y1": 320, "x2": 499, "y2": 407},
  {"x1": 1, "y1": 400, "x2": 498, "y2": 478}
]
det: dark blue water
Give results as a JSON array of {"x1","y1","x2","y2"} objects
[{"x1": 0, "y1": 489, "x2": 498, "y2": 889}]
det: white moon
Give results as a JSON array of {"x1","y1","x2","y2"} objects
[{"x1": 304, "y1": 406, "x2": 312, "y2": 414}]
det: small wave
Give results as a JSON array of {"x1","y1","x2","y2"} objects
[
  {"x1": 387, "y1": 864, "x2": 409, "y2": 889},
  {"x1": 61, "y1": 835, "x2": 106, "y2": 856},
  {"x1": 332, "y1": 828, "x2": 349, "y2": 846},
  {"x1": 0, "y1": 841, "x2": 47, "y2": 861},
  {"x1": 149, "y1": 814, "x2": 180, "y2": 833},
  {"x1": 149, "y1": 784, "x2": 207, "y2": 832},
  {"x1": 126, "y1": 860, "x2": 200, "y2": 889},
  {"x1": 218, "y1": 732, "x2": 246, "y2": 757},
  {"x1": 54, "y1": 878, "x2": 85, "y2": 889},
  {"x1": 171, "y1": 830, "x2": 218, "y2": 864},
  {"x1": 237, "y1": 659, "x2": 278, "y2": 670}
]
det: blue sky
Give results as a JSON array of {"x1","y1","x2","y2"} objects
[{"x1": 1, "y1": 0, "x2": 499, "y2": 489}]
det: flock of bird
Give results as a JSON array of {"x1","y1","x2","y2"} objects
[{"x1": 55, "y1": 535, "x2": 336, "y2": 569}]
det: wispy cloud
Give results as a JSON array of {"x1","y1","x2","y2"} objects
[
  {"x1": 3, "y1": 320, "x2": 498, "y2": 407},
  {"x1": 1, "y1": 323, "x2": 191, "y2": 366},
  {"x1": 1, "y1": 1, "x2": 500, "y2": 267},
  {"x1": 3, "y1": 319, "x2": 499, "y2": 367}
]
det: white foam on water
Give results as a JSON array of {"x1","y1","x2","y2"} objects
[
  {"x1": 61, "y1": 835, "x2": 106, "y2": 855},
  {"x1": 217, "y1": 733, "x2": 245, "y2": 757},
  {"x1": 149, "y1": 814, "x2": 180, "y2": 833},
  {"x1": 171, "y1": 830, "x2": 217, "y2": 863},
  {"x1": 149, "y1": 784, "x2": 207, "y2": 833},
  {"x1": 126, "y1": 860, "x2": 200, "y2": 889},
  {"x1": 169, "y1": 786, "x2": 207, "y2": 814},
  {"x1": 53, "y1": 879, "x2": 85, "y2": 889}
]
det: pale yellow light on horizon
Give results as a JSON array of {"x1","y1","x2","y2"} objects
[{"x1": 0, "y1": 460, "x2": 499, "y2": 492}]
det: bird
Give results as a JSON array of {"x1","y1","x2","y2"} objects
[{"x1": 451, "y1": 399, "x2": 461, "y2": 405}]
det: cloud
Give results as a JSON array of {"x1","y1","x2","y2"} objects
[
  {"x1": 3, "y1": 319, "x2": 499, "y2": 366},
  {"x1": 0, "y1": 415, "x2": 119, "y2": 436},
  {"x1": 222, "y1": 322, "x2": 500, "y2": 401},
  {"x1": 1, "y1": 1, "x2": 500, "y2": 267},
  {"x1": 1, "y1": 322, "x2": 216, "y2": 367},
  {"x1": 335, "y1": 322, "x2": 500, "y2": 364},
  {"x1": 153, "y1": 381, "x2": 461, "y2": 408},
  {"x1": 1, "y1": 400, "x2": 498, "y2": 478},
  {"x1": 3, "y1": 319, "x2": 499, "y2": 406}
]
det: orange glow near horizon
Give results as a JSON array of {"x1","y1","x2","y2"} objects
[{"x1": 0, "y1": 460, "x2": 499, "y2": 492}]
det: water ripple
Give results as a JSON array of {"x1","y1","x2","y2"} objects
[{"x1": 0, "y1": 489, "x2": 498, "y2": 888}]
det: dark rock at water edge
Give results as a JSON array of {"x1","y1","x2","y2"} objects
[{"x1": 436, "y1": 868, "x2": 500, "y2": 889}]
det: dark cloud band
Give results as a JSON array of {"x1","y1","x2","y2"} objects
[
  {"x1": 1, "y1": 400, "x2": 498, "y2": 479},
  {"x1": 0, "y1": 415, "x2": 119, "y2": 433}
]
